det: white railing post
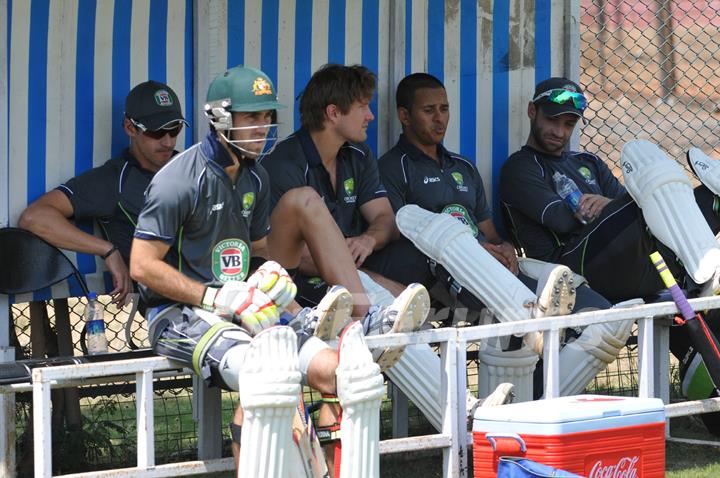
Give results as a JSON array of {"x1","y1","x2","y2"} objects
[
  {"x1": 638, "y1": 316, "x2": 655, "y2": 398},
  {"x1": 543, "y1": 329, "x2": 562, "y2": 399},
  {"x1": 32, "y1": 369, "x2": 52, "y2": 478},
  {"x1": 440, "y1": 339, "x2": 460, "y2": 478},
  {"x1": 137, "y1": 368, "x2": 155, "y2": 468},
  {"x1": 0, "y1": 345, "x2": 15, "y2": 478},
  {"x1": 455, "y1": 337, "x2": 469, "y2": 478}
]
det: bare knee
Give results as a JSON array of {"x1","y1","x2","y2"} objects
[
  {"x1": 306, "y1": 348, "x2": 338, "y2": 395},
  {"x1": 277, "y1": 187, "x2": 322, "y2": 211}
]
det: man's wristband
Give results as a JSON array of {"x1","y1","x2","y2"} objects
[
  {"x1": 201, "y1": 286, "x2": 218, "y2": 311},
  {"x1": 100, "y1": 245, "x2": 118, "y2": 260}
]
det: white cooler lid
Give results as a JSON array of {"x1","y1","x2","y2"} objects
[{"x1": 473, "y1": 395, "x2": 665, "y2": 435}]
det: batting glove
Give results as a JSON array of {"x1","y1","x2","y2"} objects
[
  {"x1": 246, "y1": 261, "x2": 297, "y2": 311},
  {"x1": 211, "y1": 281, "x2": 280, "y2": 335}
]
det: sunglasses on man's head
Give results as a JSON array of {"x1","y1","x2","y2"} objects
[
  {"x1": 532, "y1": 88, "x2": 588, "y2": 111},
  {"x1": 130, "y1": 118, "x2": 183, "y2": 139}
]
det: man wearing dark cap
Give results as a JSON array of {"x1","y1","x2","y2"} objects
[
  {"x1": 500, "y1": 76, "x2": 720, "y2": 303},
  {"x1": 19, "y1": 80, "x2": 187, "y2": 305}
]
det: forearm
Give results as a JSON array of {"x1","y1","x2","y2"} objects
[
  {"x1": 19, "y1": 206, "x2": 115, "y2": 256},
  {"x1": 364, "y1": 215, "x2": 399, "y2": 250},
  {"x1": 131, "y1": 258, "x2": 206, "y2": 306}
]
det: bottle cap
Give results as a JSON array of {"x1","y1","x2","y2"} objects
[{"x1": 88, "y1": 292, "x2": 98, "y2": 300}]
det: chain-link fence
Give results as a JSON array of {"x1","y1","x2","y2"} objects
[{"x1": 580, "y1": 0, "x2": 720, "y2": 179}]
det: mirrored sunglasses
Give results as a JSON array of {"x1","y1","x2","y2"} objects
[
  {"x1": 131, "y1": 118, "x2": 184, "y2": 139},
  {"x1": 532, "y1": 88, "x2": 588, "y2": 111}
]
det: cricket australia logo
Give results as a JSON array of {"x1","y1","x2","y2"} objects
[
  {"x1": 578, "y1": 166, "x2": 596, "y2": 185},
  {"x1": 241, "y1": 192, "x2": 255, "y2": 218},
  {"x1": 252, "y1": 77, "x2": 273, "y2": 96},
  {"x1": 451, "y1": 172, "x2": 468, "y2": 192},
  {"x1": 343, "y1": 178, "x2": 357, "y2": 204},
  {"x1": 442, "y1": 204, "x2": 478, "y2": 237},
  {"x1": 154, "y1": 90, "x2": 173, "y2": 106},
  {"x1": 212, "y1": 239, "x2": 250, "y2": 282}
]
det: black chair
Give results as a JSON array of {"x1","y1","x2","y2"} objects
[{"x1": 0, "y1": 227, "x2": 90, "y2": 298}]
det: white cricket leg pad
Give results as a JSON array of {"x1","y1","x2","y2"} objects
[
  {"x1": 239, "y1": 326, "x2": 301, "y2": 478},
  {"x1": 336, "y1": 322, "x2": 384, "y2": 478},
  {"x1": 555, "y1": 299, "x2": 640, "y2": 396},
  {"x1": 622, "y1": 139, "x2": 720, "y2": 284},
  {"x1": 688, "y1": 147, "x2": 720, "y2": 196},
  {"x1": 478, "y1": 338, "x2": 539, "y2": 402},
  {"x1": 397, "y1": 205, "x2": 536, "y2": 323},
  {"x1": 518, "y1": 257, "x2": 587, "y2": 288},
  {"x1": 358, "y1": 270, "x2": 396, "y2": 306},
  {"x1": 385, "y1": 344, "x2": 442, "y2": 430}
]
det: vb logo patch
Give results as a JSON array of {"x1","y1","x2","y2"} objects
[
  {"x1": 212, "y1": 239, "x2": 250, "y2": 282},
  {"x1": 154, "y1": 90, "x2": 173, "y2": 106},
  {"x1": 343, "y1": 178, "x2": 357, "y2": 204},
  {"x1": 241, "y1": 192, "x2": 255, "y2": 218},
  {"x1": 252, "y1": 77, "x2": 273, "y2": 96},
  {"x1": 442, "y1": 204, "x2": 478, "y2": 237}
]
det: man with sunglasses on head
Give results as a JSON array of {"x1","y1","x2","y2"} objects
[
  {"x1": 19, "y1": 80, "x2": 187, "y2": 306},
  {"x1": 501, "y1": 77, "x2": 720, "y2": 303}
]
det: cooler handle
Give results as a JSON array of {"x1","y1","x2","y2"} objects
[{"x1": 485, "y1": 433, "x2": 527, "y2": 453}]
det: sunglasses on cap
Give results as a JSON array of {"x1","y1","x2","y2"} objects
[
  {"x1": 130, "y1": 118, "x2": 184, "y2": 139},
  {"x1": 532, "y1": 88, "x2": 588, "y2": 111}
]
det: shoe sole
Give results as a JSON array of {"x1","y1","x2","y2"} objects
[
  {"x1": 375, "y1": 284, "x2": 431, "y2": 372},
  {"x1": 313, "y1": 286, "x2": 354, "y2": 341},
  {"x1": 537, "y1": 266, "x2": 575, "y2": 316}
]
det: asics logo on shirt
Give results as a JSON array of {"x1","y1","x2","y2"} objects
[
  {"x1": 210, "y1": 203, "x2": 224, "y2": 213},
  {"x1": 423, "y1": 176, "x2": 440, "y2": 184}
]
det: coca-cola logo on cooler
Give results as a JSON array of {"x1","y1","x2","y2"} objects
[{"x1": 587, "y1": 455, "x2": 640, "y2": 478}]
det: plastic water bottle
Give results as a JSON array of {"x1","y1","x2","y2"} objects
[
  {"x1": 552, "y1": 171, "x2": 588, "y2": 224},
  {"x1": 84, "y1": 292, "x2": 108, "y2": 354}
]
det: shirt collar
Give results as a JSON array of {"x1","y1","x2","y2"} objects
[
  {"x1": 398, "y1": 134, "x2": 450, "y2": 165},
  {"x1": 122, "y1": 147, "x2": 177, "y2": 174},
  {"x1": 521, "y1": 144, "x2": 566, "y2": 160},
  {"x1": 297, "y1": 128, "x2": 355, "y2": 167},
  {"x1": 201, "y1": 130, "x2": 236, "y2": 168}
]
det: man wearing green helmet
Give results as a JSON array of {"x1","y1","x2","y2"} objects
[{"x1": 130, "y1": 65, "x2": 421, "y2": 476}]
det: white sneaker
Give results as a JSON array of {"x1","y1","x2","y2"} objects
[
  {"x1": 524, "y1": 265, "x2": 576, "y2": 355},
  {"x1": 467, "y1": 383, "x2": 515, "y2": 428},
  {"x1": 291, "y1": 285, "x2": 354, "y2": 340},
  {"x1": 688, "y1": 147, "x2": 720, "y2": 196},
  {"x1": 363, "y1": 283, "x2": 431, "y2": 371},
  {"x1": 700, "y1": 268, "x2": 720, "y2": 298}
]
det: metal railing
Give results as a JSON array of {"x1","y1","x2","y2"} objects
[{"x1": 9, "y1": 295, "x2": 720, "y2": 478}]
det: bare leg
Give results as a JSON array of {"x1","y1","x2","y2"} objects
[
  {"x1": 306, "y1": 348, "x2": 341, "y2": 477},
  {"x1": 268, "y1": 187, "x2": 371, "y2": 317},
  {"x1": 231, "y1": 405, "x2": 242, "y2": 470}
]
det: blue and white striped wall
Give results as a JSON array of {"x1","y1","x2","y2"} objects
[{"x1": 2, "y1": 0, "x2": 577, "y2": 300}]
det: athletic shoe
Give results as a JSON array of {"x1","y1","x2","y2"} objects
[
  {"x1": 687, "y1": 148, "x2": 720, "y2": 196},
  {"x1": 534, "y1": 264, "x2": 576, "y2": 317},
  {"x1": 290, "y1": 285, "x2": 354, "y2": 341},
  {"x1": 467, "y1": 382, "x2": 515, "y2": 428},
  {"x1": 700, "y1": 268, "x2": 720, "y2": 298},
  {"x1": 363, "y1": 283, "x2": 431, "y2": 371}
]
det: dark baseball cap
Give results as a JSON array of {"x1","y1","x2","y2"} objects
[
  {"x1": 532, "y1": 77, "x2": 587, "y2": 118},
  {"x1": 125, "y1": 80, "x2": 188, "y2": 130}
]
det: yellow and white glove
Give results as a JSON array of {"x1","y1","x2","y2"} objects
[
  {"x1": 205, "y1": 281, "x2": 279, "y2": 336},
  {"x1": 246, "y1": 261, "x2": 297, "y2": 311}
]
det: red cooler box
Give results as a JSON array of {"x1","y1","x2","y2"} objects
[{"x1": 472, "y1": 395, "x2": 665, "y2": 477}]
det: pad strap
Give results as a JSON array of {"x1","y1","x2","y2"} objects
[
  {"x1": 229, "y1": 421, "x2": 242, "y2": 445},
  {"x1": 315, "y1": 423, "x2": 341, "y2": 445},
  {"x1": 191, "y1": 321, "x2": 235, "y2": 376}
]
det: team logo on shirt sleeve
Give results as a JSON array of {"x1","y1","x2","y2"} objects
[
  {"x1": 212, "y1": 239, "x2": 250, "y2": 281},
  {"x1": 343, "y1": 178, "x2": 357, "y2": 204},
  {"x1": 441, "y1": 204, "x2": 479, "y2": 237},
  {"x1": 242, "y1": 192, "x2": 255, "y2": 217}
]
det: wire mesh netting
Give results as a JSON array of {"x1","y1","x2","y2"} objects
[{"x1": 580, "y1": 0, "x2": 720, "y2": 178}]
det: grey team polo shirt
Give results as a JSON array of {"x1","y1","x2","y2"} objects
[
  {"x1": 58, "y1": 149, "x2": 157, "y2": 263},
  {"x1": 378, "y1": 134, "x2": 491, "y2": 238},
  {"x1": 261, "y1": 128, "x2": 387, "y2": 238},
  {"x1": 135, "y1": 132, "x2": 270, "y2": 306},
  {"x1": 500, "y1": 145, "x2": 626, "y2": 261}
]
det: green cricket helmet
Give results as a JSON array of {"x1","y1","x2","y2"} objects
[{"x1": 204, "y1": 66, "x2": 286, "y2": 159}]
